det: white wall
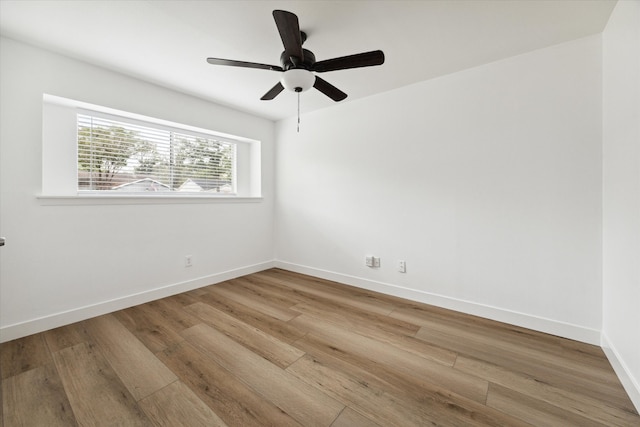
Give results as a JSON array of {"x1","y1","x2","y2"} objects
[
  {"x1": 602, "y1": 0, "x2": 640, "y2": 410},
  {"x1": 0, "y1": 37, "x2": 275, "y2": 341},
  {"x1": 275, "y1": 34, "x2": 603, "y2": 344}
]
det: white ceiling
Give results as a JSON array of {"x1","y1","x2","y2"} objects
[{"x1": 0, "y1": 0, "x2": 615, "y2": 121}]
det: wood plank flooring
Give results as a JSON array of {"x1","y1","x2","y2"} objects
[{"x1": 1, "y1": 268, "x2": 638, "y2": 426}]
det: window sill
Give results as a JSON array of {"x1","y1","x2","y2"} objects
[{"x1": 37, "y1": 194, "x2": 263, "y2": 206}]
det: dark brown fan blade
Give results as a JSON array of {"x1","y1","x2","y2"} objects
[
  {"x1": 273, "y1": 10, "x2": 304, "y2": 61},
  {"x1": 312, "y1": 50, "x2": 385, "y2": 73},
  {"x1": 207, "y1": 57, "x2": 283, "y2": 72},
  {"x1": 261, "y1": 82, "x2": 285, "y2": 100},
  {"x1": 313, "y1": 76, "x2": 347, "y2": 102}
]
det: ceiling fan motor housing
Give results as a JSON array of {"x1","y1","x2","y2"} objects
[{"x1": 280, "y1": 48, "x2": 316, "y2": 71}]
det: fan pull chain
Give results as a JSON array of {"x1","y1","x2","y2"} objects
[{"x1": 297, "y1": 91, "x2": 301, "y2": 133}]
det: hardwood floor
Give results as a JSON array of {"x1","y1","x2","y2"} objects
[{"x1": 1, "y1": 269, "x2": 638, "y2": 426}]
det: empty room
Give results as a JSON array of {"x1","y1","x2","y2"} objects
[{"x1": 0, "y1": 1, "x2": 638, "y2": 426}]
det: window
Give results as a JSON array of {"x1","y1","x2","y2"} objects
[
  {"x1": 77, "y1": 114, "x2": 235, "y2": 194},
  {"x1": 41, "y1": 94, "x2": 262, "y2": 202}
]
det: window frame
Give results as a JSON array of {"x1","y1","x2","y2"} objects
[{"x1": 40, "y1": 94, "x2": 262, "y2": 205}]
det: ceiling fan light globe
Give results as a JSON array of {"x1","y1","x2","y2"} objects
[{"x1": 281, "y1": 69, "x2": 315, "y2": 93}]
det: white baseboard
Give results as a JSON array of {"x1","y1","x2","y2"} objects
[
  {"x1": 274, "y1": 261, "x2": 602, "y2": 345},
  {"x1": 0, "y1": 261, "x2": 275, "y2": 343},
  {"x1": 601, "y1": 333, "x2": 640, "y2": 412}
]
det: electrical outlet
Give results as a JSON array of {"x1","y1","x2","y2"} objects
[
  {"x1": 366, "y1": 256, "x2": 381, "y2": 268},
  {"x1": 185, "y1": 255, "x2": 193, "y2": 267},
  {"x1": 398, "y1": 260, "x2": 406, "y2": 273}
]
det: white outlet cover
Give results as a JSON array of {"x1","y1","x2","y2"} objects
[{"x1": 398, "y1": 260, "x2": 406, "y2": 273}]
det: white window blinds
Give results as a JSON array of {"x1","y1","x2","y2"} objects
[{"x1": 77, "y1": 114, "x2": 235, "y2": 194}]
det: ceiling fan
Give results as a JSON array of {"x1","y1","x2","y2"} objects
[{"x1": 206, "y1": 10, "x2": 385, "y2": 102}]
